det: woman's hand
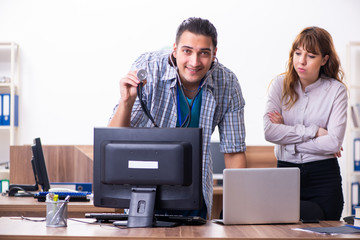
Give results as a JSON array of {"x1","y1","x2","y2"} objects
[
  {"x1": 334, "y1": 147, "x2": 343, "y2": 158},
  {"x1": 315, "y1": 127, "x2": 328, "y2": 137},
  {"x1": 267, "y1": 111, "x2": 284, "y2": 124}
]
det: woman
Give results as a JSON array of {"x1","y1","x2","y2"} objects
[{"x1": 264, "y1": 26, "x2": 347, "y2": 221}]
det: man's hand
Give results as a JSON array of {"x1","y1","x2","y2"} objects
[
  {"x1": 119, "y1": 70, "x2": 146, "y2": 104},
  {"x1": 108, "y1": 70, "x2": 146, "y2": 127}
]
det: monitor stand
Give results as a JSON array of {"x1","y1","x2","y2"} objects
[
  {"x1": 8, "y1": 158, "x2": 39, "y2": 197},
  {"x1": 8, "y1": 184, "x2": 38, "y2": 197},
  {"x1": 112, "y1": 186, "x2": 184, "y2": 228},
  {"x1": 126, "y1": 186, "x2": 156, "y2": 228}
]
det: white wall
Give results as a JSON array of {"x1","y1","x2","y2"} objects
[
  {"x1": 1, "y1": 0, "x2": 360, "y2": 217},
  {"x1": 0, "y1": 0, "x2": 359, "y2": 147}
]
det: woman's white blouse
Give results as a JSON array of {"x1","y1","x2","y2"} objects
[{"x1": 264, "y1": 75, "x2": 348, "y2": 164}]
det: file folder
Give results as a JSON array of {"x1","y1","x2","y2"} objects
[
  {"x1": 355, "y1": 138, "x2": 360, "y2": 171},
  {"x1": 0, "y1": 94, "x2": 2, "y2": 125},
  {"x1": 0, "y1": 179, "x2": 9, "y2": 193},
  {"x1": 14, "y1": 94, "x2": 18, "y2": 126},
  {"x1": 2, "y1": 94, "x2": 10, "y2": 125},
  {"x1": 0, "y1": 93, "x2": 18, "y2": 126},
  {"x1": 352, "y1": 182, "x2": 360, "y2": 215}
]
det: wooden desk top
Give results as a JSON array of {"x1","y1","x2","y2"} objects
[
  {"x1": 0, "y1": 195, "x2": 116, "y2": 218},
  {"x1": 0, "y1": 217, "x2": 358, "y2": 240}
]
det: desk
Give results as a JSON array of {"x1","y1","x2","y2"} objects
[
  {"x1": 0, "y1": 217, "x2": 358, "y2": 240},
  {"x1": 0, "y1": 191, "x2": 222, "y2": 219},
  {"x1": 0, "y1": 195, "x2": 116, "y2": 218}
]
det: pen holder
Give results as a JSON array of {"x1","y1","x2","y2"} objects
[{"x1": 46, "y1": 200, "x2": 68, "y2": 227}]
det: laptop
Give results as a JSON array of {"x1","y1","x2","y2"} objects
[{"x1": 214, "y1": 168, "x2": 300, "y2": 225}]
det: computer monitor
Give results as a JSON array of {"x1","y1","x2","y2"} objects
[
  {"x1": 8, "y1": 138, "x2": 50, "y2": 196},
  {"x1": 93, "y1": 127, "x2": 203, "y2": 228},
  {"x1": 31, "y1": 138, "x2": 51, "y2": 191},
  {"x1": 210, "y1": 142, "x2": 225, "y2": 186}
]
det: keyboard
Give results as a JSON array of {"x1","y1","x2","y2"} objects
[
  {"x1": 33, "y1": 191, "x2": 91, "y2": 202},
  {"x1": 85, "y1": 212, "x2": 206, "y2": 226}
]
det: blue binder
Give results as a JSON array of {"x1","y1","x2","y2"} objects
[
  {"x1": 352, "y1": 182, "x2": 360, "y2": 215},
  {"x1": 0, "y1": 94, "x2": 3, "y2": 125},
  {"x1": 0, "y1": 93, "x2": 18, "y2": 126},
  {"x1": 354, "y1": 138, "x2": 360, "y2": 171},
  {"x1": 2, "y1": 94, "x2": 10, "y2": 125}
]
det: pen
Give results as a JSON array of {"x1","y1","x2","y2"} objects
[{"x1": 50, "y1": 195, "x2": 71, "y2": 225}]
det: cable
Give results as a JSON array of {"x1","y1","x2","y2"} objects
[{"x1": 137, "y1": 82, "x2": 158, "y2": 127}]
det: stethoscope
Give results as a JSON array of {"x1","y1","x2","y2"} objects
[
  {"x1": 138, "y1": 53, "x2": 219, "y2": 128},
  {"x1": 170, "y1": 54, "x2": 219, "y2": 127}
]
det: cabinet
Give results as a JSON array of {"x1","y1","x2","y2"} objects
[
  {"x1": 346, "y1": 42, "x2": 360, "y2": 216},
  {"x1": 0, "y1": 42, "x2": 20, "y2": 165}
]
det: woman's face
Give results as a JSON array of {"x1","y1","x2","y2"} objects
[{"x1": 293, "y1": 46, "x2": 329, "y2": 84}]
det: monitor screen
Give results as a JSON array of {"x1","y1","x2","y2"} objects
[
  {"x1": 8, "y1": 137, "x2": 50, "y2": 196},
  {"x1": 210, "y1": 142, "x2": 225, "y2": 185},
  {"x1": 93, "y1": 127, "x2": 203, "y2": 228},
  {"x1": 32, "y1": 138, "x2": 51, "y2": 192}
]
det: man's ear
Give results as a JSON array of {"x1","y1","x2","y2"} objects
[
  {"x1": 213, "y1": 47, "x2": 218, "y2": 61},
  {"x1": 172, "y1": 43, "x2": 177, "y2": 58}
]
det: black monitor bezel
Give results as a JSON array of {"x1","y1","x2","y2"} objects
[
  {"x1": 93, "y1": 127, "x2": 203, "y2": 212},
  {"x1": 32, "y1": 138, "x2": 50, "y2": 192}
]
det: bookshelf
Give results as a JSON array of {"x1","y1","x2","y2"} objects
[
  {"x1": 0, "y1": 42, "x2": 20, "y2": 166},
  {"x1": 346, "y1": 42, "x2": 360, "y2": 216}
]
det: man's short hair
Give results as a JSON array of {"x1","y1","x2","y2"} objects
[{"x1": 175, "y1": 17, "x2": 217, "y2": 48}]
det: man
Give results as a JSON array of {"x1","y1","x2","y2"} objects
[{"x1": 108, "y1": 17, "x2": 247, "y2": 219}]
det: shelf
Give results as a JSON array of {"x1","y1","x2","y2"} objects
[
  {"x1": 0, "y1": 42, "x2": 19, "y2": 167},
  {"x1": 346, "y1": 41, "x2": 360, "y2": 216},
  {"x1": 0, "y1": 82, "x2": 18, "y2": 92},
  {"x1": 0, "y1": 126, "x2": 18, "y2": 131},
  {"x1": 349, "y1": 41, "x2": 360, "y2": 46}
]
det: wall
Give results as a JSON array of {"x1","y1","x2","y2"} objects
[
  {"x1": 0, "y1": 0, "x2": 359, "y2": 146},
  {"x1": 1, "y1": 0, "x2": 360, "y2": 217}
]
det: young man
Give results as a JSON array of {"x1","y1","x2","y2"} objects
[{"x1": 109, "y1": 17, "x2": 247, "y2": 219}]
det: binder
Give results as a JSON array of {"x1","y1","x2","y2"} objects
[
  {"x1": 14, "y1": 94, "x2": 18, "y2": 126},
  {"x1": 0, "y1": 93, "x2": 18, "y2": 126},
  {"x1": 50, "y1": 182, "x2": 92, "y2": 192},
  {"x1": 351, "y1": 105, "x2": 360, "y2": 128},
  {"x1": 0, "y1": 94, "x2": 3, "y2": 125},
  {"x1": 354, "y1": 138, "x2": 360, "y2": 171},
  {"x1": 352, "y1": 182, "x2": 360, "y2": 215},
  {"x1": 2, "y1": 94, "x2": 10, "y2": 125},
  {"x1": 0, "y1": 179, "x2": 9, "y2": 193}
]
